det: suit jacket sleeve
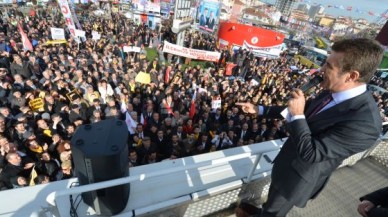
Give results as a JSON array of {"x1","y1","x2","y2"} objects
[
  {"x1": 287, "y1": 116, "x2": 379, "y2": 163},
  {"x1": 262, "y1": 106, "x2": 287, "y2": 119},
  {"x1": 360, "y1": 186, "x2": 388, "y2": 206}
]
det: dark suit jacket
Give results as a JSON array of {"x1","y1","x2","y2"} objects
[
  {"x1": 235, "y1": 129, "x2": 251, "y2": 141},
  {"x1": 265, "y1": 91, "x2": 381, "y2": 207},
  {"x1": 360, "y1": 186, "x2": 388, "y2": 217}
]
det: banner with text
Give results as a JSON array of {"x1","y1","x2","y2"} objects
[
  {"x1": 241, "y1": 41, "x2": 282, "y2": 58},
  {"x1": 51, "y1": 28, "x2": 65, "y2": 40},
  {"x1": 58, "y1": 0, "x2": 77, "y2": 37},
  {"x1": 123, "y1": 46, "x2": 141, "y2": 53},
  {"x1": 163, "y1": 41, "x2": 220, "y2": 62}
]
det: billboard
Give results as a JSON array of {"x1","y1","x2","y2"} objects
[
  {"x1": 132, "y1": 0, "x2": 161, "y2": 13},
  {"x1": 197, "y1": 0, "x2": 220, "y2": 33}
]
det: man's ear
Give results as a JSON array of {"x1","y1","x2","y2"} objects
[{"x1": 347, "y1": 70, "x2": 360, "y2": 83}]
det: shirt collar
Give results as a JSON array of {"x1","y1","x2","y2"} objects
[{"x1": 331, "y1": 84, "x2": 366, "y2": 104}]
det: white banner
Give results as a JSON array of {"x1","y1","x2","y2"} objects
[
  {"x1": 50, "y1": 28, "x2": 65, "y2": 40},
  {"x1": 211, "y1": 100, "x2": 222, "y2": 109},
  {"x1": 75, "y1": 29, "x2": 86, "y2": 37},
  {"x1": 58, "y1": 0, "x2": 77, "y2": 37},
  {"x1": 163, "y1": 41, "x2": 220, "y2": 62},
  {"x1": 123, "y1": 46, "x2": 141, "y2": 53},
  {"x1": 242, "y1": 41, "x2": 282, "y2": 58},
  {"x1": 91, "y1": 31, "x2": 101, "y2": 40}
]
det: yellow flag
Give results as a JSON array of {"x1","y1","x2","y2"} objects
[{"x1": 29, "y1": 166, "x2": 38, "y2": 186}]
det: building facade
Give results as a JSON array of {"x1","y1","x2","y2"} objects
[
  {"x1": 275, "y1": 0, "x2": 297, "y2": 16},
  {"x1": 296, "y1": 3, "x2": 310, "y2": 14},
  {"x1": 308, "y1": 5, "x2": 324, "y2": 19}
]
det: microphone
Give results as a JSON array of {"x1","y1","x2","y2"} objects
[
  {"x1": 299, "y1": 76, "x2": 323, "y2": 93},
  {"x1": 281, "y1": 76, "x2": 323, "y2": 119},
  {"x1": 286, "y1": 76, "x2": 323, "y2": 100}
]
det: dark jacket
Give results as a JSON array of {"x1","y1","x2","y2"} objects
[{"x1": 265, "y1": 91, "x2": 381, "y2": 207}]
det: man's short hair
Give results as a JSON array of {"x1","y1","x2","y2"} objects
[{"x1": 331, "y1": 38, "x2": 384, "y2": 83}]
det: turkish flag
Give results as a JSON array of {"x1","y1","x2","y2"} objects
[
  {"x1": 17, "y1": 23, "x2": 33, "y2": 51},
  {"x1": 165, "y1": 66, "x2": 171, "y2": 84}
]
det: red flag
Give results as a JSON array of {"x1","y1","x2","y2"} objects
[
  {"x1": 141, "y1": 14, "x2": 148, "y2": 24},
  {"x1": 347, "y1": 6, "x2": 352, "y2": 11},
  {"x1": 17, "y1": 23, "x2": 33, "y2": 51},
  {"x1": 225, "y1": 62, "x2": 236, "y2": 76},
  {"x1": 189, "y1": 90, "x2": 197, "y2": 119},
  {"x1": 165, "y1": 66, "x2": 171, "y2": 83},
  {"x1": 368, "y1": 11, "x2": 374, "y2": 16}
]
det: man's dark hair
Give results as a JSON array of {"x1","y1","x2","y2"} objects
[{"x1": 331, "y1": 38, "x2": 384, "y2": 83}]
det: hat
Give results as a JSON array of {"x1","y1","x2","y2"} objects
[
  {"x1": 22, "y1": 131, "x2": 34, "y2": 140},
  {"x1": 13, "y1": 121, "x2": 24, "y2": 127},
  {"x1": 41, "y1": 113, "x2": 50, "y2": 120},
  {"x1": 71, "y1": 104, "x2": 80, "y2": 109},
  {"x1": 68, "y1": 56, "x2": 74, "y2": 60}
]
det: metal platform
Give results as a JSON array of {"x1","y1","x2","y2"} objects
[
  {"x1": 289, "y1": 158, "x2": 388, "y2": 217},
  {"x1": 223, "y1": 158, "x2": 388, "y2": 217}
]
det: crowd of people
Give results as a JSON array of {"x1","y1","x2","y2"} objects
[{"x1": 0, "y1": 4, "x2": 386, "y2": 191}]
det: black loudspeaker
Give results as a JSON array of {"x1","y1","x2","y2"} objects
[
  {"x1": 376, "y1": 20, "x2": 388, "y2": 46},
  {"x1": 71, "y1": 119, "x2": 129, "y2": 216}
]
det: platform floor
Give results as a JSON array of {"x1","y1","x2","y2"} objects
[{"x1": 223, "y1": 158, "x2": 388, "y2": 217}]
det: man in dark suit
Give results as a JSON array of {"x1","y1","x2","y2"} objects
[
  {"x1": 199, "y1": 8, "x2": 208, "y2": 27},
  {"x1": 358, "y1": 186, "x2": 388, "y2": 217},
  {"x1": 87, "y1": 99, "x2": 106, "y2": 119},
  {"x1": 237, "y1": 38, "x2": 384, "y2": 216},
  {"x1": 236, "y1": 122, "x2": 251, "y2": 143},
  {"x1": 206, "y1": 11, "x2": 216, "y2": 30}
]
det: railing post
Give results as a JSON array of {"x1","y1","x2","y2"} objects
[{"x1": 246, "y1": 153, "x2": 262, "y2": 183}]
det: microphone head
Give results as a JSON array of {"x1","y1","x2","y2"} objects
[
  {"x1": 300, "y1": 76, "x2": 323, "y2": 93},
  {"x1": 311, "y1": 76, "x2": 323, "y2": 85}
]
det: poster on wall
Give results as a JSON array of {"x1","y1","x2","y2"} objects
[
  {"x1": 160, "y1": 0, "x2": 171, "y2": 17},
  {"x1": 197, "y1": 0, "x2": 220, "y2": 33},
  {"x1": 132, "y1": 0, "x2": 161, "y2": 13}
]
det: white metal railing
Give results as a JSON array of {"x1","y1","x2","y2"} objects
[
  {"x1": 47, "y1": 145, "x2": 281, "y2": 216},
  {"x1": 45, "y1": 129, "x2": 388, "y2": 217}
]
